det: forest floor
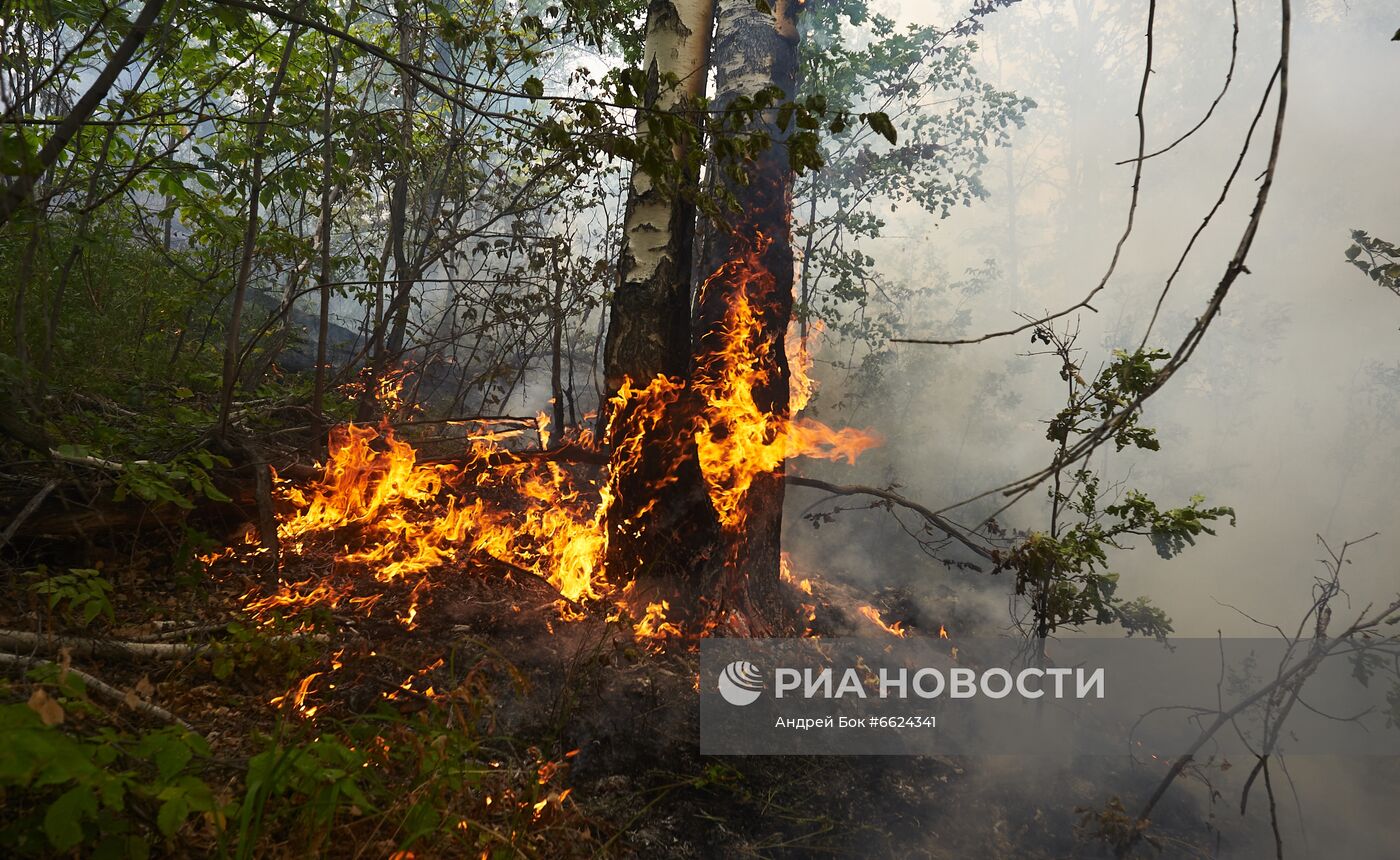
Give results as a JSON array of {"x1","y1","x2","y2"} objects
[
  {"x1": 0, "y1": 522, "x2": 1221, "y2": 858},
  {"x1": 0, "y1": 398, "x2": 1220, "y2": 858}
]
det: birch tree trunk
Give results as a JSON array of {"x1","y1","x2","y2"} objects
[
  {"x1": 602, "y1": 0, "x2": 719, "y2": 611},
  {"x1": 694, "y1": 0, "x2": 803, "y2": 631},
  {"x1": 602, "y1": 0, "x2": 714, "y2": 403}
]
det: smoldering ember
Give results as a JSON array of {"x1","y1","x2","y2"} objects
[
  {"x1": 772, "y1": 667, "x2": 1105, "y2": 699},
  {"x1": 1, "y1": 0, "x2": 1398, "y2": 858}
]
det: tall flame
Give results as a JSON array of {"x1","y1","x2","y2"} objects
[
  {"x1": 241, "y1": 239, "x2": 880, "y2": 642},
  {"x1": 689, "y1": 245, "x2": 881, "y2": 532}
]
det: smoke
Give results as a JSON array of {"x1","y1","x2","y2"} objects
[{"x1": 783, "y1": 1, "x2": 1399, "y2": 855}]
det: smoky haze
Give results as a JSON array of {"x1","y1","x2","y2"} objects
[
  {"x1": 779, "y1": 2, "x2": 1399, "y2": 856},
  {"x1": 786, "y1": 0, "x2": 1398, "y2": 637}
]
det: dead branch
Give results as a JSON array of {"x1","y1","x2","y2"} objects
[
  {"x1": 138, "y1": 622, "x2": 231, "y2": 641},
  {"x1": 1115, "y1": 0, "x2": 1240, "y2": 167},
  {"x1": 925, "y1": 0, "x2": 1292, "y2": 526},
  {"x1": 0, "y1": 650, "x2": 193, "y2": 730},
  {"x1": 785, "y1": 475, "x2": 995, "y2": 561},
  {"x1": 0, "y1": 629, "x2": 208, "y2": 660},
  {"x1": 0, "y1": 479, "x2": 58, "y2": 550},
  {"x1": 1118, "y1": 531, "x2": 1400, "y2": 858},
  {"x1": 891, "y1": 0, "x2": 1159, "y2": 346},
  {"x1": 48, "y1": 449, "x2": 150, "y2": 471},
  {"x1": 0, "y1": 628, "x2": 325, "y2": 660}
]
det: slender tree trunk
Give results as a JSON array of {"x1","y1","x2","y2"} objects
[
  {"x1": 382, "y1": 4, "x2": 415, "y2": 362},
  {"x1": 550, "y1": 265, "x2": 566, "y2": 444},
  {"x1": 11, "y1": 219, "x2": 40, "y2": 372},
  {"x1": 217, "y1": 23, "x2": 303, "y2": 435},
  {"x1": 358, "y1": 6, "x2": 414, "y2": 420},
  {"x1": 312, "y1": 52, "x2": 340, "y2": 429},
  {"x1": 694, "y1": 0, "x2": 803, "y2": 631},
  {"x1": 601, "y1": 0, "x2": 719, "y2": 617},
  {"x1": 601, "y1": 0, "x2": 714, "y2": 405}
]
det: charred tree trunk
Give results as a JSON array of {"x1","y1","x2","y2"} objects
[
  {"x1": 602, "y1": 0, "x2": 724, "y2": 624},
  {"x1": 693, "y1": 0, "x2": 803, "y2": 631},
  {"x1": 603, "y1": 0, "x2": 804, "y2": 636},
  {"x1": 550, "y1": 265, "x2": 567, "y2": 444}
]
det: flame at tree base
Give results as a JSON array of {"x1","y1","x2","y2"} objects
[{"x1": 219, "y1": 240, "x2": 880, "y2": 645}]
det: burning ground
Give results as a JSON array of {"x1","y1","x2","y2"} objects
[{"x1": 0, "y1": 334, "x2": 1258, "y2": 857}]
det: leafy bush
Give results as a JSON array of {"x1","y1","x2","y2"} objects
[
  {"x1": 0, "y1": 672, "x2": 224, "y2": 858},
  {"x1": 28, "y1": 566, "x2": 115, "y2": 628}
]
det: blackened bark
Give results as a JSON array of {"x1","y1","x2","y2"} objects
[
  {"x1": 693, "y1": 0, "x2": 802, "y2": 632},
  {"x1": 603, "y1": 0, "x2": 719, "y2": 619},
  {"x1": 601, "y1": 0, "x2": 715, "y2": 406},
  {"x1": 603, "y1": 194, "x2": 697, "y2": 398}
]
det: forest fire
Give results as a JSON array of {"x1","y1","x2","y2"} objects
[
  {"x1": 237, "y1": 243, "x2": 880, "y2": 648},
  {"x1": 858, "y1": 605, "x2": 908, "y2": 638},
  {"x1": 5, "y1": 0, "x2": 1358, "y2": 855}
]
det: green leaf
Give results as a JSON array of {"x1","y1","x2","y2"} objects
[
  {"x1": 45, "y1": 785, "x2": 97, "y2": 850},
  {"x1": 154, "y1": 738, "x2": 193, "y2": 781},
  {"x1": 864, "y1": 111, "x2": 897, "y2": 144},
  {"x1": 157, "y1": 792, "x2": 190, "y2": 837}
]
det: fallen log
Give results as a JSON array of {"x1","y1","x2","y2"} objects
[
  {"x1": 0, "y1": 650, "x2": 193, "y2": 730},
  {"x1": 0, "y1": 628, "x2": 325, "y2": 661},
  {"x1": 0, "y1": 629, "x2": 208, "y2": 660}
]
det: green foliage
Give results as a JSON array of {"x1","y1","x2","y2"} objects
[
  {"x1": 27, "y1": 566, "x2": 115, "y2": 628},
  {"x1": 1345, "y1": 229, "x2": 1400, "y2": 297},
  {"x1": 112, "y1": 450, "x2": 232, "y2": 510},
  {"x1": 1002, "y1": 472, "x2": 1235, "y2": 641},
  {"x1": 0, "y1": 685, "x2": 223, "y2": 857},
  {"x1": 231, "y1": 706, "x2": 587, "y2": 857},
  {"x1": 0, "y1": 210, "x2": 228, "y2": 394},
  {"x1": 1000, "y1": 325, "x2": 1237, "y2": 641},
  {"x1": 207, "y1": 620, "x2": 318, "y2": 683},
  {"x1": 1041, "y1": 337, "x2": 1168, "y2": 453},
  {"x1": 234, "y1": 733, "x2": 376, "y2": 857},
  {"x1": 793, "y1": 0, "x2": 1033, "y2": 371}
]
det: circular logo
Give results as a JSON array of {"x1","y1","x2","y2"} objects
[{"x1": 717, "y1": 660, "x2": 764, "y2": 706}]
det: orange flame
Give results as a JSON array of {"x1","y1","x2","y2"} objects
[
  {"x1": 858, "y1": 605, "x2": 907, "y2": 638},
  {"x1": 687, "y1": 246, "x2": 881, "y2": 532},
  {"x1": 236, "y1": 237, "x2": 880, "y2": 648}
]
